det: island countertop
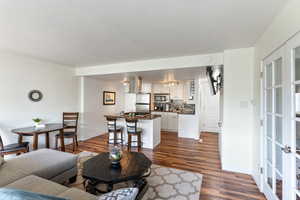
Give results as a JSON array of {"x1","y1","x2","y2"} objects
[{"x1": 104, "y1": 114, "x2": 161, "y2": 120}]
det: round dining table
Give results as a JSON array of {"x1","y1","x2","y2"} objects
[{"x1": 11, "y1": 123, "x2": 66, "y2": 151}]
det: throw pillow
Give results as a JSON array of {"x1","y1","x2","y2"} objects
[
  {"x1": 0, "y1": 156, "x2": 4, "y2": 166},
  {"x1": 0, "y1": 188, "x2": 67, "y2": 200},
  {"x1": 98, "y1": 188, "x2": 138, "y2": 200}
]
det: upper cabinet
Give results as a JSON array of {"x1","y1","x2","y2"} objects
[
  {"x1": 170, "y1": 84, "x2": 184, "y2": 99},
  {"x1": 152, "y1": 83, "x2": 169, "y2": 94},
  {"x1": 141, "y1": 82, "x2": 152, "y2": 93},
  {"x1": 152, "y1": 80, "x2": 195, "y2": 100}
]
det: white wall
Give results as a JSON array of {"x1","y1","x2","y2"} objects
[
  {"x1": 222, "y1": 48, "x2": 255, "y2": 174},
  {"x1": 253, "y1": 0, "x2": 300, "y2": 188},
  {"x1": 0, "y1": 53, "x2": 79, "y2": 149},
  {"x1": 79, "y1": 77, "x2": 125, "y2": 140}
]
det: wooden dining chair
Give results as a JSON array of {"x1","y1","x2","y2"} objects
[
  {"x1": 0, "y1": 134, "x2": 29, "y2": 157},
  {"x1": 55, "y1": 112, "x2": 79, "y2": 152}
]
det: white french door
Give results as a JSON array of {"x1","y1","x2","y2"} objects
[
  {"x1": 263, "y1": 47, "x2": 285, "y2": 200},
  {"x1": 285, "y1": 32, "x2": 300, "y2": 200},
  {"x1": 262, "y1": 32, "x2": 300, "y2": 200}
]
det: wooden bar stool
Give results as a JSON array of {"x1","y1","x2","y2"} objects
[
  {"x1": 106, "y1": 117, "x2": 123, "y2": 145},
  {"x1": 125, "y1": 118, "x2": 142, "y2": 151}
]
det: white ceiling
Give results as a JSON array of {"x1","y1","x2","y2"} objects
[
  {"x1": 92, "y1": 67, "x2": 207, "y2": 82},
  {"x1": 0, "y1": 0, "x2": 287, "y2": 67}
]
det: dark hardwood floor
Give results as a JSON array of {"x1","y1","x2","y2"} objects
[{"x1": 66, "y1": 131, "x2": 266, "y2": 200}]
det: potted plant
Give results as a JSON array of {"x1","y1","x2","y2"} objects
[{"x1": 32, "y1": 118, "x2": 43, "y2": 128}]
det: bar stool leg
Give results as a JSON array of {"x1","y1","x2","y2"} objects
[
  {"x1": 127, "y1": 134, "x2": 131, "y2": 151},
  {"x1": 137, "y1": 134, "x2": 142, "y2": 151},
  {"x1": 113, "y1": 132, "x2": 117, "y2": 145},
  {"x1": 121, "y1": 130, "x2": 123, "y2": 146}
]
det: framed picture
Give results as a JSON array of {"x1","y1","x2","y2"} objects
[{"x1": 103, "y1": 91, "x2": 116, "y2": 105}]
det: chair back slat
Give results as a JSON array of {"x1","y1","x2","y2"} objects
[
  {"x1": 125, "y1": 118, "x2": 138, "y2": 134},
  {"x1": 106, "y1": 117, "x2": 117, "y2": 132},
  {"x1": 63, "y1": 112, "x2": 79, "y2": 133}
]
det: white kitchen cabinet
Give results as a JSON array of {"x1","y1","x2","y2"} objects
[
  {"x1": 167, "y1": 112, "x2": 178, "y2": 132},
  {"x1": 161, "y1": 113, "x2": 168, "y2": 130},
  {"x1": 153, "y1": 112, "x2": 178, "y2": 132},
  {"x1": 178, "y1": 114, "x2": 199, "y2": 139},
  {"x1": 142, "y1": 82, "x2": 152, "y2": 93},
  {"x1": 183, "y1": 81, "x2": 190, "y2": 100},
  {"x1": 170, "y1": 83, "x2": 184, "y2": 99},
  {"x1": 152, "y1": 83, "x2": 169, "y2": 94}
]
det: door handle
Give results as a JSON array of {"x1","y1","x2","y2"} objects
[{"x1": 281, "y1": 145, "x2": 291, "y2": 154}]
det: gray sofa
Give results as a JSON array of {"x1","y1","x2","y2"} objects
[{"x1": 0, "y1": 149, "x2": 97, "y2": 200}]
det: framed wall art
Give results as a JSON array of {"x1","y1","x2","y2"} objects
[{"x1": 103, "y1": 91, "x2": 116, "y2": 105}]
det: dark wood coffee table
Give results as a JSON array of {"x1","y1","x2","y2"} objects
[{"x1": 82, "y1": 152, "x2": 151, "y2": 198}]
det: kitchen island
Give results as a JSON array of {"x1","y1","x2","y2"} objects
[{"x1": 104, "y1": 114, "x2": 161, "y2": 149}]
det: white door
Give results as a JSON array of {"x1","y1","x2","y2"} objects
[
  {"x1": 285, "y1": 32, "x2": 300, "y2": 200},
  {"x1": 262, "y1": 46, "x2": 285, "y2": 200},
  {"x1": 199, "y1": 81, "x2": 220, "y2": 132}
]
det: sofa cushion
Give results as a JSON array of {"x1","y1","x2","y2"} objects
[
  {"x1": 6, "y1": 175, "x2": 97, "y2": 200},
  {"x1": 98, "y1": 188, "x2": 138, "y2": 200},
  {"x1": 0, "y1": 161, "x2": 30, "y2": 187},
  {"x1": 58, "y1": 188, "x2": 97, "y2": 200},
  {"x1": 0, "y1": 188, "x2": 67, "y2": 200},
  {"x1": 5, "y1": 175, "x2": 69, "y2": 197},
  {"x1": 6, "y1": 149, "x2": 78, "y2": 180}
]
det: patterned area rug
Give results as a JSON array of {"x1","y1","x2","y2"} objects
[{"x1": 71, "y1": 151, "x2": 202, "y2": 200}]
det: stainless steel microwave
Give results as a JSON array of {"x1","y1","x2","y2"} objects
[{"x1": 154, "y1": 93, "x2": 170, "y2": 103}]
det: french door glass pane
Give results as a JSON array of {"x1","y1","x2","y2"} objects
[
  {"x1": 295, "y1": 47, "x2": 300, "y2": 81},
  {"x1": 296, "y1": 85, "x2": 300, "y2": 118},
  {"x1": 267, "y1": 115, "x2": 273, "y2": 138},
  {"x1": 296, "y1": 157, "x2": 300, "y2": 190},
  {"x1": 267, "y1": 139, "x2": 273, "y2": 163},
  {"x1": 275, "y1": 58, "x2": 282, "y2": 85},
  {"x1": 275, "y1": 88, "x2": 282, "y2": 114},
  {"x1": 267, "y1": 63, "x2": 273, "y2": 87},
  {"x1": 267, "y1": 89, "x2": 273, "y2": 112},
  {"x1": 267, "y1": 163, "x2": 273, "y2": 189},
  {"x1": 276, "y1": 172, "x2": 283, "y2": 200},
  {"x1": 275, "y1": 144, "x2": 283, "y2": 174},
  {"x1": 296, "y1": 121, "x2": 300, "y2": 152},
  {"x1": 275, "y1": 117, "x2": 283, "y2": 144}
]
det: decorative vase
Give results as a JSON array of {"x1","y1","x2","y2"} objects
[{"x1": 109, "y1": 146, "x2": 122, "y2": 167}]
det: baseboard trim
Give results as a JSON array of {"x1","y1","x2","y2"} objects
[{"x1": 252, "y1": 173, "x2": 263, "y2": 192}]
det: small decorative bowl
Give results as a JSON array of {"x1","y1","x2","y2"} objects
[{"x1": 109, "y1": 146, "x2": 122, "y2": 166}]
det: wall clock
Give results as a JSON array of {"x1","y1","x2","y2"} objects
[{"x1": 28, "y1": 90, "x2": 43, "y2": 102}]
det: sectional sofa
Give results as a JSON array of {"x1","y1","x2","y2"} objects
[{"x1": 0, "y1": 149, "x2": 138, "y2": 200}]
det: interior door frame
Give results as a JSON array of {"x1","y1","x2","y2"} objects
[{"x1": 262, "y1": 46, "x2": 286, "y2": 200}]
